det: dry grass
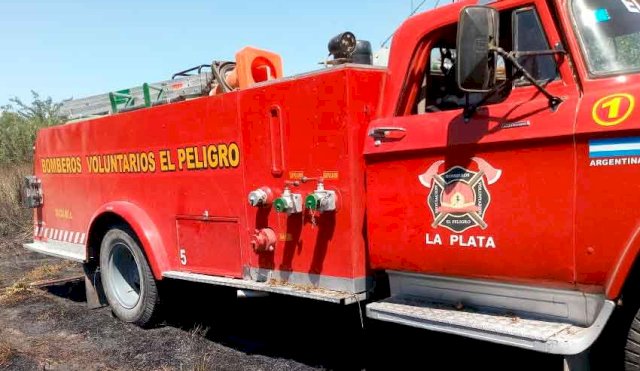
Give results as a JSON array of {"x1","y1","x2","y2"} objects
[
  {"x1": 0, "y1": 261, "x2": 74, "y2": 305},
  {"x1": 0, "y1": 340, "x2": 15, "y2": 367},
  {"x1": 0, "y1": 282, "x2": 32, "y2": 305},
  {"x1": 23, "y1": 261, "x2": 74, "y2": 283},
  {"x1": 188, "y1": 325, "x2": 213, "y2": 371},
  {"x1": 189, "y1": 324, "x2": 210, "y2": 339},
  {"x1": 0, "y1": 164, "x2": 32, "y2": 252},
  {"x1": 192, "y1": 353, "x2": 214, "y2": 371},
  {"x1": 0, "y1": 163, "x2": 76, "y2": 304}
]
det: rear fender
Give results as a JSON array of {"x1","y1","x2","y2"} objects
[{"x1": 88, "y1": 201, "x2": 169, "y2": 279}]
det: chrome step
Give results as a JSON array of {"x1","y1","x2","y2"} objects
[
  {"x1": 24, "y1": 241, "x2": 86, "y2": 262},
  {"x1": 163, "y1": 271, "x2": 366, "y2": 305},
  {"x1": 366, "y1": 295, "x2": 615, "y2": 355}
]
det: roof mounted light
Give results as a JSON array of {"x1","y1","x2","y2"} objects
[{"x1": 328, "y1": 32, "x2": 357, "y2": 60}]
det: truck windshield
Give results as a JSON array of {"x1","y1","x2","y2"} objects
[{"x1": 572, "y1": 0, "x2": 640, "y2": 75}]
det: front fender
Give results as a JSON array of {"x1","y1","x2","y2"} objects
[
  {"x1": 88, "y1": 201, "x2": 169, "y2": 279},
  {"x1": 606, "y1": 224, "x2": 640, "y2": 299}
]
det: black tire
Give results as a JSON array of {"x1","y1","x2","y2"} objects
[
  {"x1": 626, "y1": 313, "x2": 640, "y2": 370},
  {"x1": 100, "y1": 225, "x2": 159, "y2": 327}
]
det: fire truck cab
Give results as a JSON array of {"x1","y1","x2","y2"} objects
[{"x1": 23, "y1": 0, "x2": 640, "y2": 368}]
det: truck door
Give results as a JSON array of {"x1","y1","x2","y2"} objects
[{"x1": 365, "y1": 2, "x2": 580, "y2": 285}]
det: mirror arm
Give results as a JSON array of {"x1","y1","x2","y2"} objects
[{"x1": 492, "y1": 47, "x2": 562, "y2": 110}]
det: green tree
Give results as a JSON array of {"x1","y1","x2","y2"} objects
[{"x1": 0, "y1": 92, "x2": 64, "y2": 164}]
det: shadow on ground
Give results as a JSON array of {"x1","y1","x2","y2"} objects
[
  {"x1": 0, "y1": 250, "x2": 562, "y2": 371},
  {"x1": 3, "y1": 267, "x2": 563, "y2": 370},
  {"x1": 147, "y1": 280, "x2": 562, "y2": 370}
]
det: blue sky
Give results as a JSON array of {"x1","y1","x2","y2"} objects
[{"x1": 0, "y1": 1, "x2": 440, "y2": 106}]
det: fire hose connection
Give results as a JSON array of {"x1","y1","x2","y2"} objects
[
  {"x1": 251, "y1": 228, "x2": 277, "y2": 253},
  {"x1": 304, "y1": 181, "x2": 337, "y2": 212},
  {"x1": 248, "y1": 187, "x2": 273, "y2": 207},
  {"x1": 274, "y1": 187, "x2": 302, "y2": 214}
]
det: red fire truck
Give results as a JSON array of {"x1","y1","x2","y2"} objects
[{"x1": 21, "y1": 0, "x2": 640, "y2": 368}]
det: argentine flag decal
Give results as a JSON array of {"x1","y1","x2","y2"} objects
[{"x1": 589, "y1": 137, "x2": 640, "y2": 158}]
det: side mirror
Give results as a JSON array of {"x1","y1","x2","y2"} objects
[{"x1": 456, "y1": 6, "x2": 499, "y2": 93}]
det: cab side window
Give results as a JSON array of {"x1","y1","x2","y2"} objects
[
  {"x1": 513, "y1": 7, "x2": 559, "y2": 85},
  {"x1": 415, "y1": 42, "x2": 464, "y2": 114},
  {"x1": 411, "y1": 6, "x2": 558, "y2": 115}
]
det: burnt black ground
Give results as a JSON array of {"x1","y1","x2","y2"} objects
[{"x1": 0, "y1": 250, "x2": 564, "y2": 370}]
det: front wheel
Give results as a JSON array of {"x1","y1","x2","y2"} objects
[
  {"x1": 100, "y1": 225, "x2": 159, "y2": 327},
  {"x1": 626, "y1": 311, "x2": 640, "y2": 370}
]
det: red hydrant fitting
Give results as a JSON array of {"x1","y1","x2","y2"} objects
[{"x1": 251, "y1": 228, "x2": 277, "y2": 252}]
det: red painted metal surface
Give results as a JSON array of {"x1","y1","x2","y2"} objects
[
  {"x1": 33, "y1": 67, "x2": 383, "y2": 289},
  {"x1": 574, "y1": 77, "x2": 640, "y2": 297},
  {"x1": 31, "y1": 0, "x2": 640, "y2": 301},
  {"x1": 365, "y1": 88, "x2": 580, "y2": 287},
  {"x1": 238, "y1": 68, "x2": 383, "y2": 281},
  {"x1": 549, "y1": 0, "x2": 640, "y2": 298},
  {"x1": 366, "y1": 0, "x2": 580, "y2": 289},
  {"x1": 176, "y1": 216, "x2": 242, "y2": 277}
]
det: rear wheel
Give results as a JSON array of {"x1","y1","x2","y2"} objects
[{"x1": 100, "y1": 225, "x2": 159, "y2": 327}]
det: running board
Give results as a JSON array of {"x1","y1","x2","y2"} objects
[
  {"x1": 366, "y1": 295, "x2": 615, "y2": 355},
  {"x1": 163, "y1": 271, "x2": 366, "y2": 305},
  {"x1": 24, "y1": 241, "x2": 86, "y2": 262}
]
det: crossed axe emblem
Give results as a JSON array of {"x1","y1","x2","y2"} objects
[{"x1": 419, "y1": 157, "x2": 502, "y2": 230}]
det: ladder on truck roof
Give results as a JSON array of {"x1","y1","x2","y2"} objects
[{"x1": 60, "y1": 65, "x2": 213, "y2": 121}]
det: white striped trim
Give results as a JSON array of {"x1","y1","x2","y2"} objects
[{"x1": 37, "y1": 226, "x2": 85, "y2": 245}]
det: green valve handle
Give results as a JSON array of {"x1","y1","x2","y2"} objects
[
  {"x1": 305, "y1": 194, "x2": 320, "y2": 210},
  {"x1": 274, "y1": 198, "x2": 288, "y2": 213}
]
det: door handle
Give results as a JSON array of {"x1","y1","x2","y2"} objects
[{"x1": 368, "y1": 127, "x2": 407, "y2": 146}]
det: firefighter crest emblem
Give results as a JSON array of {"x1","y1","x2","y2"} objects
[{"x1": 418, "y1": 158, "x2": 502, "y2": 233}]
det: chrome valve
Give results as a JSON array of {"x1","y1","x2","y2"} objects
[{"x1": 248, "y1": 187, "x2": 272, "y2": 207}]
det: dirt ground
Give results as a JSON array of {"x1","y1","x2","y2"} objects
[{"x1": 0, "y1": 244, "x2": 565, "y2": 370}]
